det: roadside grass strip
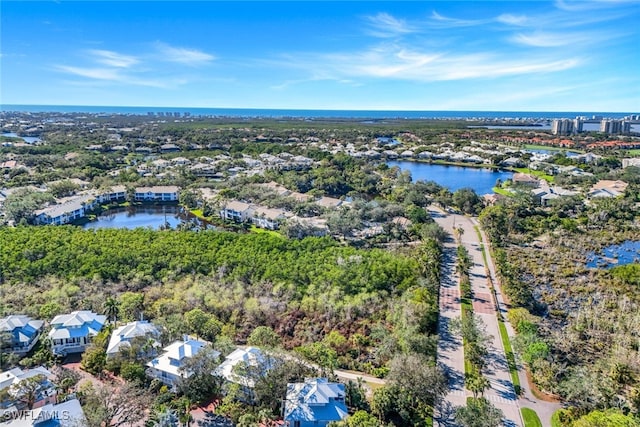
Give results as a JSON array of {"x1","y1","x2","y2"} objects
[
  {"x1": 521, "y1": 408, "x2": 543, "y2": 427},
  {"x1": 475, "y1": 226, "x2": 521, "y2": 393}
]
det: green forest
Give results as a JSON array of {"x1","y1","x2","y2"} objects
[{"x1": 0, "y1": 227, "x2": 441, "y2": 375}]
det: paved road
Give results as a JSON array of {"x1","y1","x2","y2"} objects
[
  {"x1": 433, "y1": 224, "x2": 468, "y2": 425},
  {"x1": 475, "y1": 222, "x2": 562, "y2": 427},
  {"x1": 430, "y1": 206, "x2": 523, "y2": 427}
]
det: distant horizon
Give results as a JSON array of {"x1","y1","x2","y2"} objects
[{"x1": 1, "y1": 104, "x2": 636, "y2": 116}]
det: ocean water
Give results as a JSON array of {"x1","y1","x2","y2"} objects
[{"x1": 0, "y1": 104, "x2": 634, "y2": 120}]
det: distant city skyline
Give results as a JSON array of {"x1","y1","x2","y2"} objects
[{"x1": 1, "y1": 1, "x2": 639, "y2": 112}]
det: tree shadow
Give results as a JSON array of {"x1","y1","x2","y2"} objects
[{"x1": 434, "y1": 401, "x2": 459, "y2": 427}]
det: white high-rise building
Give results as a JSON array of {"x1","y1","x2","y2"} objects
[
  {"x1": 552, "y1": 119, "x2": 574, "y2": 135},
  {"x1": 573, "y1": 118, "x2": 583, "y2": 133},
  {"x1": 600, "y1": 119, "x2": 630, "y2": 135}
]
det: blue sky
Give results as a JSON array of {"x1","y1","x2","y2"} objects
[{"x1": 1, "y1": 1, "x2": 639, "y2": 111}]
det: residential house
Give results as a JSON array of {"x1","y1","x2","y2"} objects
[
  {"x1": 1, "y1": 398, "x2": 86, "y2": 427},
  {"x1": 532, "y1": 186, "x2": 579, "y2": 207},
  {"x1": 283, "y1": 378, "x2": 348, "y2": 427},
  {"x1": 220, "y1": 201, "x2": 253, "y2": 222},
  {"x1": 288, "y1": 191, "x2": 312, "y2": 203},
  {"x1": 146, "y1": 338, "x2": 216, "y2": 390},
  {"x1": 483, "y1": 193, "x2": 506, "y2": 206},
  {"x1": 256, "y1": 182, "x2": 291, "y2": 197},
  {"x1": 501, "y1": 157, "x2": 525, "y2": 168},
  {"x1": 190, "y1": 163, "x2": 219, "y2": 178},
  {"x1": 134, "y1": 146, "x2": 153, "y2": 155},
  {"x1": 106, "y1": 321, "x2": 160, "y2": 359},
  {"x1": 286, "y1": 217, "x2": 329, "y2": 238},
  {"x1": 34, "y1": 194, "x2": 97, "y2": 225},
  {"x1": 391, "y1": 216, "x2": 413, "y2": 230},
  {"x1": 250, "y1": 206, "x2": 290, "y2": 230},
  {"x1": 622, "y1": 158, "x2": 640, "y2": 169},
  {"x1": 512, "y1": 173, "x2": 540, "y2": 188},
  {"x1": 160, "y1": 143, "x2": 180, "y2": 153},
  {"x1": 170, "y1": 157, "x2": 191, "y2": 166},
  {"x1": 47, "y1": 311, "x2": 106, "y2": 356},
  {"x1": 315, "y1": 196, "x2": 343, "y2": 210},
  {"x1": 0, "y1": 367, "x2": 56, "y2": 411},
  {"x1": 96, "y1": 185, "x2": 127, "y2": 204},
  {"x1": 0, "y1": 315, "x2": 44, "y2": 356},
  {"x1": 588, "y1": 180, "x2": 628, "y2": 198},
  {"x1": 0, "y1": 161, "x2": 18, "y2": 170},
  {"x1": 134, "y1": 186, "x2": 179, "y2": 202},
  {"x1": 213, "y1": 347, "x2": 272, "y2": 399}
]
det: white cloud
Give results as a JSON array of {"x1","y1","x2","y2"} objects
[
  {"x1": 511, "y1": 30, "x2": 624, "y2": 48},
  {"x1": 496, "y1": 14, "x2": 529, "y2": 26},
  {"x1": 364, "y1": 12, "x2": 416, "y2": 38},
  {"x1": 270, "y1": 44, "x2": 582, "y2": 85},
  {"x1": 154, "y1": 43, "x2": 215, "y2": 66},
  {"x1": 55, "y1": 65, "x2": 122, "y2": 81},
  {"x1": 554, "y1": 0, "x2": 638, "y2": 12},
  {"x1": 88, "y1": 49, "x2": 139, "y2": 68},
  {"x1": 429, "y1": 11, "x2": 490, "y2": 28},
  {"x1": 54, "y1": 65, "x2": 178, "y2": 88}
]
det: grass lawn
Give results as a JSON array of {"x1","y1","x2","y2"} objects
[
  {"x1": 551, "y1": 410, "x2": 563, "y2": 427},
  {"x1": 513, "y1": 167, "x2": 555, "y2": 183},
  {"x1": 627, "y1": 149, "x2": 640, "y2": 156},
  {"x1": 474, "y1": 225, "x2": 521, "y2": 392},
  {"x1": 498, "y1": 320, "x2": 521, "y2": 391},
  {"x1": 524, "y1": 144, "x2": 584, "y2": 153},
  {"x1": 249, "y1": 225, "x2": 284, "y2": 238},
  {"x1": 521, "y1": 408, "x2": 543, "y2": 427},
  {"x1": 492, "y1": 186, "x2": 513, "y2": 197},
  {"x1": 189, "y1": 208, "x2": 206, "y2": 219}
]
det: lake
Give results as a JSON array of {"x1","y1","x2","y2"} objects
[
  {"x1": 83, "y1": 206, "x2": 213, "y2": 230},
  {"x1": 387, "y1": 161, "x2": 513, "y2": 194},
  {"x1": 1, "y1": 132, "x2": 41, "y2": 144},
  {"x1": 586, "y1": 240, "x2": 640, "y2": 269}
]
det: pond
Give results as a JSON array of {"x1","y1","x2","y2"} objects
[
  {"x1": 82, "y1": 206, "x2": 214, "y2": 230},
  {"x1": 1, "y1": 132, "x2": 41, "y2": 144},
  {"x1": 586, "y1": 240, "x2": 640, "y2": 269},
  {"x1": 387, "y1": 160, "x2": 513, "y2": 195}
]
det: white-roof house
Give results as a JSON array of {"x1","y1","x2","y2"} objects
[
  {"x1": 134, "y1": 186, "x2": 179, "y2": 202},
  {"x1": 0, "y1": 367, "x2": 56, "y2": 412},
  {"x1": 219, "y1": 200, "x2": 253, "y2": 222},
  {"x1": 1, "y1": 398, "x2": 86, "y2": 427},
  {"x1": 283, "y1": 378, "x2": 348, "y2": 427},
  {"x1": 146, "y1": 338, "x2": 217, "y2": 390},
  {"x1": 0, "y1": 315, "x2": 44, "y2": 355},
  {"x1": 106, "y1": 321, "x2": 160, "y2": 358},
  {"x1": 47, "y1": 311, "x2": 106, "y2": 356},
  {"x1": 213, "y1": 346, "x2": 272, "y2": 389}
]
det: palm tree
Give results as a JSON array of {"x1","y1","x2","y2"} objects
[
  {"x1": 103, "y1": 296, "x2": 119, "y2": 325},
  {"x1": 455, "y1": 226, "x2": 464, "y2": 243},
  {"x1": 150, "y1": 408, "x2": 179, "y2": 427}
]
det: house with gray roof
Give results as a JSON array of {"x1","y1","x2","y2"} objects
[
  {"x1": 134, "y1": 186, "x2": 179, "y2": 202},
  {"x1": 213, "y1": 346, "x2": 273, "y2": 402},
  {"x1": 146, "y1": 338, "x2": 216, "y2": 390},
  {"x1": 34, "y1": 194, "x2": 97, "y2": 225},
  {"x1": 47, "y1": 311, "x2": 106, "y2": 356},
  {"x1": 0, "y1": 366, "x2": 56, "y2": 412},
  {"x1": 1, "y1": 398, "x2": 86, "y2": 427},
  {"x1": 283, "y1": 378, "x2": 348, "y2": 427},
  {"x1": 0, "y1": 315, "x2": 44, "y2": 356},
  {"x1": 106, "y1": 321, "x2": 160, "y2": 358},
  {"x1": 220, "y1": 200, "x2": 253, "y2": 222}
]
